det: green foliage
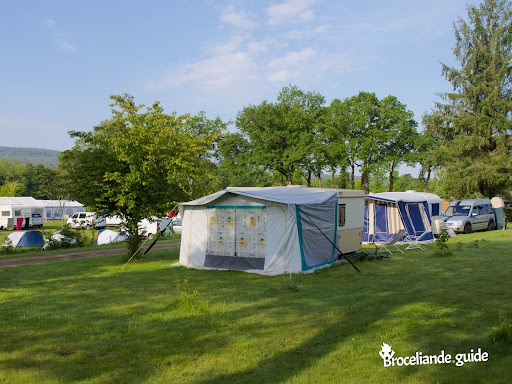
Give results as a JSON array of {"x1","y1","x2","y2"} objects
[
  {"x1": 0, "y1": 159, "x2": 54, "y2": 198},
  {"x1": 434, "y1": 225, "x2": 451, "y2": 256},
  {"x1": 60, "y1": 94, "x2": 215, "y2": 257},
  {"x1": 380, "y1": 95, "x2": 418, "y2": 191},
  {"x1": 435, "y1": 0, "x2": 512, "y2": 198},
  {"x1": 489, "y1": 320, "x2": 512, "y2": 344},
  {"x1": 0, "y1": 238, "x2": 18, "y2": 255},
  {"x1": 212, "y1": 132, "x2": 273, "y2": 189},
  {"x1": 172, "y1": 276, "x2": 209, "y2": 313},
  {"x1": 43, "y1": 227, "x2": 88, "y2": 250},
  {"x1": 0, "y1": 146, "x2": 60, "y2": 168},
  {"x1": 236, "y1": 85, "x2": 326, "y2": 185}
]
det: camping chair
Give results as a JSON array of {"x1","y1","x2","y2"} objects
[
  {"x1": 403, "y1": 230, "x2": 428, "y2": 250},
  {"x1": 374, "y1": 229, "x2": 405, "y2": 256}
]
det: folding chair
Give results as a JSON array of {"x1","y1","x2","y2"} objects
[
  {"x1": 374, "y1": 229, "x2": 405, "y2": 256},
  {"x1": 403, "y1": 230, "x2": 428, "y2": 250}
]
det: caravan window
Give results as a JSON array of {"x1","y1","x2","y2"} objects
[
  {"x1": 338, "y1": 204, "x2": 346, "y2": 227},
  {"x1": 431, "y1": 203, "x2": 440, "y2": 216},
  {"x1": 1, "y1": 211, "x2": 9, "y2": 217},
  {"x1": 14, "y1": 210, "x2": 21, "y2": 216}
]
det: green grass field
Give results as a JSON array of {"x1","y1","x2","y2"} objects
[
  {"x1": 0, "y1": 221, "x2": 180, "y2": 259},
  {"x1": 0, "y1": 229, "x2": 511, "y2": 383}
]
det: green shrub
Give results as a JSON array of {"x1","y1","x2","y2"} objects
[{"x1": 434, "y1": 225, "x2": 452, "y2": 256}]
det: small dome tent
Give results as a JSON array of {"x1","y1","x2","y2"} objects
[
  {"x1": 363, "y1": 192, "x2": 438, "y2": 244},
  {"x1": 95, "y1": 229, "x2": 127, "y2": 245},
  {"x1": 2, "y1": 230, "x2": 44, "y2": 248},
  {"x1": 178, "y1": 187, "x2": 365, "y2": 275}
]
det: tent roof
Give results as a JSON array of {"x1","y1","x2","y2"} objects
[
  {"x1": 37, "y1": 200, "x2": 85, "y2": 207},
  {"x1": 366, "y1": 192, "x2": 439, "y2": 203},
  {"x1": 0, "y1": 197, "x2": 44, "y2": 207},
  {"x1": 180, "y1": 187, "x2": 338, "y2": 207}
]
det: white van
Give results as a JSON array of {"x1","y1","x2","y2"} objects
[
  {"x1": 67, "y1": 212, "x2": 106, "y2": 229},
  {"x1": 443, "y1": 199, "x2": 496, "y2": 233}
]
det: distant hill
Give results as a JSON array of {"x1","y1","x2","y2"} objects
[{"x1": 0, "y1": 146, "x2": 61, "y2": 168}]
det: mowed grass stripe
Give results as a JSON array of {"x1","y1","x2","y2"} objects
[{"x1": 0, "y1": 230, "x2": 511, "y2": 383}]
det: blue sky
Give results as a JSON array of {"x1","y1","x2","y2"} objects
[{"x1": 1, "y1": 0, "x2": 478, "y2": 157}]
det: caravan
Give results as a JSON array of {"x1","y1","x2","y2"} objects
[
  {"x1": 178, "y1": 187, "x2": 365, "y2": 275},
  {"x1": 0, "y1": 197, "x2": 45, "y2": 230}
]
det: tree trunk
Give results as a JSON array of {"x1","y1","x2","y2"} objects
[
  {"x1": 361, "y1": 170, "x2": 370, "y2": 194},
  {"x1": 287, "y1": 173, "x2": 293, "y2": 185},
  {"x1": 351, "y1": 164, "x2": 355, "y2": 189},
  {"x1": 128, "y1": 220, "x2": 142, "y2": 260},
  {"x1": 306, "y1": 170, "x2": 312, "y2": 187},
  {"x1": 316, "y1": 172, "x2": 322, "y2": 188},
  {"x1": 388, "y1": 163, "x2": 396, "y2": 192},
  {"x1": 425, "y1": 167, "x2": 432, "y2": 192}
]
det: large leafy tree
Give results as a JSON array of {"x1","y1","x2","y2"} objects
[
  {"x1": 436, "y1": 0, "x2": 512, "y2": 197},
  {"x1": 414, "y1": 112, "x2": 444, "y2": 192},
  {"x1": 213, "y1": 133, "x2": 272, "y2": 189},
  {"x1": 380, "y1": 95, "x2": 418, "y2": 192},
  {"x1": 236, "y1": 85, "x2": 325, "y2": 185},
  {"x1": 345, "y1": 91, "x2": 386, "y2": 193},
  {"x1": 323, "y1": 99, "x2": 350, "y2": 188},
  {"x1": 60, "y1": 94, "x2": 212, "y2": 257}
]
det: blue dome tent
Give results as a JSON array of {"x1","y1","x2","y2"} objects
[{"x1": 2, "y1": 230, "x2": 45, "y2": 248}]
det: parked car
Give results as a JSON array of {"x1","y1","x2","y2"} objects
[
  {"x1": 67, "y1": 212, "x2": 106, "y2": 229},
  {"x1": 443, "y1": 199, "x2": 496, "y2": 233},
  {"x1": 105, "y1": 215, "x2": 124, "y2": 227},
  {"x1": 31, "y1": 213, "x2": 43, "y2": 228},
  {"x1": 157, "y1": 217, "x2": 181, "y2": 234}
]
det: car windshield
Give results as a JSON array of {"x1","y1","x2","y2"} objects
[{"x1": 444, "y1": 205, "x2": 471, "y2": 217}]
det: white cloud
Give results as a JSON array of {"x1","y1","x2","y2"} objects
[
  {"x1": 267, "y1": 0, "x2": 316, "y2": 25},
  {"x1": 247, "y1": 41, "x2": 268, "y2": 55},
  {"x1": 147, "y1": 52, "x2": 258, "y2": 90},
  {"x1": 268, "y1": 70, "x2": 294, "y2": 82},
  {"x1": 268, "y1": 47, "x2": 316, "y2": 69},
  {"x1": 220, "y1": 6, "x2": 258, "y2": 28},
  {"x1": 286, "y1": 24, "x2": 331, "y2": 39},
  {"x1": 43, "y1": 18, "x2": 77, "y2": 53}
]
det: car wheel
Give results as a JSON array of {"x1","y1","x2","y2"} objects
[
  {"x1": 487, "y1": 220, "x2": 495, "y2": 231},
  {"x1": 464, "y1": 223, "x2": 472, "y2": 234}
]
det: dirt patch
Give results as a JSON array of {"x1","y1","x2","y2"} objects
[{"x1": 0, "y1": 242, "x2": 180, "y2": 269}]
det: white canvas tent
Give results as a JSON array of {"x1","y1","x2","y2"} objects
[
  {"x1": 179, "y1": 187, "x2": 357, "y2": 275},
  {"x1": 38, "y1": 200, "x2": 85, "y2": 220},
  {"x1": 95, "y1": 229, "x2": 128, "y2": 245}
]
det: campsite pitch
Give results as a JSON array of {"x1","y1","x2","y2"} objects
[{"x1": 0, "y1": 230, "x2": 511, "y2": 383}]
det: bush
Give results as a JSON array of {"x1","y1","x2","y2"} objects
[
  {"x1": 434, "y1": 225, "x2": 452, "y2": 256},
  {"x1": 43, "y1": 227, "x2": 88, "y2": 250},
  {"x1": 0, "y1": 238, "x2": 18, "y2": 255}
]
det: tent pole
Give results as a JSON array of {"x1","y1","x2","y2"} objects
[
  {"x1": 299, "y1": 208, "x2": 361, "y2": 273},
  {"x1": 122, "y1": 205, "x2": 178, "y2": 270}
]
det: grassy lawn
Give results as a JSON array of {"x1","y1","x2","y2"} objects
[
  {"x1": 0, "y1": 221, "x2": 181, "y2": 259},
  {"x1": 0, "y1": 229, "x2": 511, "y2": 383}
]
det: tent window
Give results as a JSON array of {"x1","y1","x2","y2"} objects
[
  {"x1": 14, "y1": 210, "x2": 21, "y2": 216},
  {"x1": 338, "y1": 204, "x2": 346, "y2": 227},
  {"x1": 206, "y1": 206, "x2": 267, "y2": 259}
]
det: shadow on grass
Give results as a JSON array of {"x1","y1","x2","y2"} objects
[{"x1": 0, "y1": 235, "x2": 511, "y2": 383}]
